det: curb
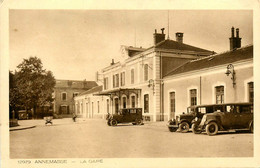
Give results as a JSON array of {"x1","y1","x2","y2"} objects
[{"x1": 9, "y1": 125, "x2": 36, "y2": 131}]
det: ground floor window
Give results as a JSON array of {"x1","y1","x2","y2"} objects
[
  {"x1": 92, "y1": 102, "x2": 94, "y2": 115},
  {"x1": 248, "y1": 82, "x2": 254, "y2": 103},
  {"x1": 107, "y1": 99, "x2": 109, "y2": 113},
  {"x1": 216, "y1": 86, "x2": 224, "y2": 104},
  {"x1": 131, "y1": 95, "x2": 135, "y2": 108},
  {"x1": 122, "y1": 97, "x2": 127, "y2": 108},
  {"x1": 170, "y1": 92, "x2": 175, "y2": 119},
  {"x1": 114, "y1": 98, "x2": 119, "y2": 114},
  {"x1": 190, "y1": 89, "x2": 197, "y2": 106},
  {"x1": 97, "y1": 101, "x2": 100, "y2": 113},
  {"x1": 144, "y1": 94, "x2": 149, "y2": 113}
]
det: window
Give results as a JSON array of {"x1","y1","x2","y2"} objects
[
  {"x1": 190, "y1": 89, "x2": 197, "y2": 106},
  {"x1": 131, "y1": 69, "x2": 134, "y2": 84},
  {"x1": 73, "y1": 92, "x2": 79, "y2": 98},
  {"x1": 170, "y1": 92, "x2": 175, "y2": 118},
  {"x1": 122, "y1": 97, "x2": 127, "y2": 108},
  {"x1": 113, "y1": 74, "x2": 119, "y2": 88},
  {"x1": 216, "y1": 86, "x2": 224, "y2": 104},
  {"x1": 92, "y1": 102, "x2": 94, "y2": 114},
  {"x1": 144, "y1": 64, "x2": 149, "y2": 81},
  {"x1": 144, "y1": 94, "x2": 149, "y2": 113},
  {"x1": 104, "y1": 77, "x2": 108, "y2": 90},
  {"x1": 248, "y1": 82, "x2": 254, "y2": 103},
  {"x1": 97, "y1": 101, "x2": 100, "y2": 113},
  {"x1": 120, "y1": 72, "x2": 125, "y2": 86},
  {"x1": 61, "y1": 92, "x2": 67, "y2": 101},
  {"x1": 131, "y1": 95, "x2": 135, "y2": 108},
  {"x1": 107, "y1": 99, "x2": 109, "y2": 113},
  {"x1": 115, "y1": 98, "x2": 119, "y2": 114}
]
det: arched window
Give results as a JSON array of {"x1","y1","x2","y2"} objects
[{"x1": 144, "y1": 64, "x2": 149, "y2": 81}]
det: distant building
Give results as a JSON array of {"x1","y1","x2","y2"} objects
[{"x1": 53, "y1": 79, "x2": 97, "y2": 116}]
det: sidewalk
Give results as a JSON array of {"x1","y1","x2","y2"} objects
[{"x1": 9, "y1": 124, "x2": 36, "y2": 131}]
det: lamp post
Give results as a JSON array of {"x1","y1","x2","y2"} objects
[
  {"x1": 225, "y1": 64, "x2": 236, "y2": 87},
  {"x1": 148, "y1": 79, "x2": 155, "y2": 94}
]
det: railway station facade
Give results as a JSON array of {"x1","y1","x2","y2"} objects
[{"x1": 74, "y1": 27, "x2": 253, "y2": 122}]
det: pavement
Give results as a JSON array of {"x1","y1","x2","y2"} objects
[{"x1": 10, "y1": 118, "x2": 253, "y2": 158}]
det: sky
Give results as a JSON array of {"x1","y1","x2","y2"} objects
[{"x1": 9, "y1": 10, "x2": 253, "y2": 81}]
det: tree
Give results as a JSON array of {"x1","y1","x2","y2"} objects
[{"x1": 10, "y1": 57, "x2": 56, "y2": 118}]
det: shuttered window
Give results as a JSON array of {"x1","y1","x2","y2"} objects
[
  {"x1": 216, "y1": 86, "x2": 224, "y2": 104},
  {"x1": 190, "y1": 89, "x2": 197, "y2": 106}
]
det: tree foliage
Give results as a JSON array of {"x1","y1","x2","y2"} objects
[{"x1": 9, "y1": 57, "x2": 56, "y2": 117}]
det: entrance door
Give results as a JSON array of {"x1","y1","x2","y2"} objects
[
  {"x1": 115, "y1": 98, "x2": 119, "y2": 114},
  {"x1": 61, "y1": 106, "x2": 67, "y2": 114}
]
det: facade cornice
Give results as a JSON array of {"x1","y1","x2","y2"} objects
[{"x1": 163, "y1": 58, "x2": 253, "y2": 83}]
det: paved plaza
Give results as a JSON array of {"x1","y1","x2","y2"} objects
[{"x1": 10, "y1": 118, "x2": 253, "y2": 158}]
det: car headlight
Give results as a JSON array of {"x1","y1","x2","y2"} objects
[{"x1": 194, "y1": 117, "x2": 198, "y2": 121}]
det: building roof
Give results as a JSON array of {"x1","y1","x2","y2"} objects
[
  {"x1": 152, "y1": 39, "x2": 214, "y2": 53},
  {"x1": 164, "y1": 45, "x2": 253, "y2": 77},
  {"x1": 55, "y1": 79, "x2": 98, "y2": 89},
  {"x1": 78, "y1": 85, "x2": 103, "y2": 95}
]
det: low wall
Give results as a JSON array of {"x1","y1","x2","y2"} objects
[{"x1": 9, "y1": 119, "x2": 19, "y2": 127}]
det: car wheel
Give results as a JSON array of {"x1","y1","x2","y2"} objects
[
  {"x1": 179, "y1": 122, "x2": 189, "y2": 133},
  {"x1": 206, "y1": 122, "x2": 218, "y2": 136},
  {"x1": 249, "y1": 121, "x2": 253, "y2": 133},
  {"x1": 135, "y1": 119, "x2": 142, "y2": 125},
  {"x1": 168, "y1": 127, "x2": 178, "y2": 132},
  {"x1": 192, "y1": 123, "x2": 202, "y2": 134},
  {"x1": 110, "y1": 119, "x2": 117, "y2": 126}
]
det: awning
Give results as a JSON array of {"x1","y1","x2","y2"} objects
[{"x1": 93, "y1": 88, "x2": 141, "y2": 98}]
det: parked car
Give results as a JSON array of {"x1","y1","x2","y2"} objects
[
  {"x1": 107, "y1": 108, "x2": 143, "y2": 126},
  {"x1": 167, "y1": 104, "x2": 218, "y2": 133},
  {"x1": 197, "y1": 102, "x2": 253, "y2": 136}
]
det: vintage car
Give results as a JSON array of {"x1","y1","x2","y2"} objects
[
  {"x1": 107, "y1": 108, "x2": 143, "y2": 126},
  {"x1": 197, "y1": 102, "x2": 253, "y2": 136},
  {"x1": 167, "y1": 104, "x2": 217, "y2": 133}
]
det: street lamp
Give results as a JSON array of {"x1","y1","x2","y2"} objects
[
  {"x1": 225, "y1": 64, "x2": 236, "y2": 87},
  {"x1": 148, "y1": 79, "x2": 155, "y2": 94}
]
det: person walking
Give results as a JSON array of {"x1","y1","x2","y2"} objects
[{"x1": 72, "y1": 113, "x2": 77, "y2": 122}]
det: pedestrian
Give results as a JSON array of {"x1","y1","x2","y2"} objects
[{"x1": 72, "y1": 113, "x2": 77, "y2": 122}]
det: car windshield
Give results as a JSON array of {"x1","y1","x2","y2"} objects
[{"x1": 187, "y1": 107, "x2": 195, "y2": 113}]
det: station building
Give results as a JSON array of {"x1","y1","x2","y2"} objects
[
  {"x1": 75, "y1": 27, "x2": 253, "y2": 122},
  {"x1": 75, "y1": 28, "x2": 216, "y2": 121}
]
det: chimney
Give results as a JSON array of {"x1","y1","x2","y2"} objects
[
  {"x1": 153, "y1": 28, "x2": 165, "y2": 45},
  {"x1": 111, "y1": 59, "x2": 114, "y2": 65},
  {"x1": 176, "y1": 32, "x2": 184, "y2": 43},
  {"x1": 236, "y1": 28, "x2": 241, "y2": 48},
  {"x1": 229, "y1": 27, "x2": 242, "y2": 50}
]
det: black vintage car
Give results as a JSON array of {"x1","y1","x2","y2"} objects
[
  {"x1": 107, "y1": 108, "x2": 143, "y2": 126},
  {"x1": 197, "y1": 102, "x2": 253, "y2": 136},
  {"x1": 167, "y1": 104, "x2": 218, "y2": 133}
]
